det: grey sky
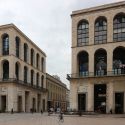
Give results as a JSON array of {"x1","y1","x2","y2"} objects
[{"x1": 0, "y1": 0, "x2": 123, "y2": 88}]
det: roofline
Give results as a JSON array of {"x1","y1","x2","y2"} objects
[
  {"x1": 0, "y1": 23, "x2": 46, "y2": 57},
  {"x1": 46, "y1": 73, "x2": 67, "y2": 89},
  {"x1": 71, "y1": 1, "x2": 125, "y2": 17}
]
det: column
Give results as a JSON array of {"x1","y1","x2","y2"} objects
[{"x1": 106, "y1": 82, "x2": 114, "y2": 113}]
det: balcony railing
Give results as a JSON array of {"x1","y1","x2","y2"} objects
[
  {"x1": 0, "y1": 78, "x2": 47, "y2": 92},
  {"x1": 67, "y1": 69, "x2": 125, "y2": 80}
]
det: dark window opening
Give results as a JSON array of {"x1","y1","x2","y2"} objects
[
  {"x1": 3, "y1": 61, "x2": 9, "y2": 79},
  {"x1": 16, "y1": 37, "x2": 20, "y2": 57},
  {"x1": 24, "y1": 66, "x2": 28, "y2": 83},
  {"x1": 95, "y1": 17, "x2": 107, "y2": 44},
  {"x1": 77, "y1": 20, "x2": 89, "y2": 46}
]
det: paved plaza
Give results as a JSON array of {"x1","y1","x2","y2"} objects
[{"x1": 0, "y1": 113, "x2": 125, "y2": 125}]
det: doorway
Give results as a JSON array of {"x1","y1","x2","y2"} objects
[
  {"x1": 1, "y1": 96, "x2": 6, "y2": 112},
  {"x1": 94, "y1": 84, "x2": 106, "y2": 113},
  {"x1": 78, "y1": 94, "x2": 86, "y2": 111},
  {"x1": 18, "y1": 96, "x2": 22, "y2": 112},
  {"x1": 115, "y1": 92, "x2": 124, "y2": 114}
]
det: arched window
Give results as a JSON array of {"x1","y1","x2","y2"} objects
[
  {"x1": 15, "y1": 62, "x2": 19, "y2": 80},
  {"x1": 113, "y1": 47, "x2": 125, "y2": 74},
  {"x1": 24, "y1": 43, "x2": 28, "y2": 62},
  {"x1": 31, "y1": 49, "x2": 34, "y2": 66},
  {"x1": 95, "y1": 17, "x2": 107, "y2": 44},
  {"x1": 36, "y1": 73, "x2": 39, "y2": 86},
  {"x1": 31, "y1": 70, "x2": 34, "y2": 85},
  {"x1": 24, "y1": 66, "x2": 28, "y2": 83},
  {"x1": 78, "y1": 51, "x2": 88, "y2": 76},
  {"x1": 94, "y1": 49, "x2": 107, "y2": 76},
  {"x1": 2, "y1": 34, "x2": 9, "y2": 55},
  {"x1": 36, "y1": 53, "x2": 40, "y2": 69},
  {"x1": 41, "y1": 75, "x2": 44, "y2": 88},
  {"x1": 41, "y1": 57, "x2": 44, "y2": 72},
  {"x1": 77, "y1": 20, "x2": 89, "y2": 46},
  {"x1": 15, "y1": 37, "x2": 20, "y2": 57},
  {"x1": 113, "y1": 13, "x2": 125, "y2": 42},
  {"x1": 3, "y1": 60, "x2": 9, "y2": 79}
]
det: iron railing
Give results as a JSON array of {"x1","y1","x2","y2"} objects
[
  {"x1": 0, "y1": 78, "x2": 47, "y2": 92},
  {"x1": 67, "y1": 70, "x2": 125, "y2": 80}
]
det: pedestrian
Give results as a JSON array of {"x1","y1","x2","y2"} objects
[{"x1": 41, "y1": 109, "x2": 43, "y2": 114}]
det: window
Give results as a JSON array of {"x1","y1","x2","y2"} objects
[
  {"x1": 24, "y1": 43, "x2": 28, "y2": 62},
  {"x1": 36, "y1": 53, "x2": 40, "y2": 69},
  {"x1": 95, "y1": 17, "x2": 107, "y2": 44},
  {"x1": 24, "y1": 66, "x2": 28, "y2": 83},
  {"x1": 113, "y1": 13, "x2": 125, "y2": 42},
  {"x1": 31, "y1": 70, "x2": 34, "y2": 85},
  {"x1": 15, "y1": 37, "x2": 20, "y2": 57},
  {"x1": 31, "y1": 49, "x2": 34, "y2": 66},
  {"x1": 41, "y1": 75, "x2": 44, "y2": 88},
  {"x1": 2, "y1": 34, "x2": 9, "y2": 55},
  {"x1": 15, "y1": 62, "x2": 19, "y2": 80},
  {"x1": 77, "y1": 20, "x2": 89, "y2": 46},
  {"x1": 3, "y1": 60, "x2": 9, "y2": 79},
  {"x1": 36, "y1": 73, "x2": 39, "y2": 86},
  {"x1": 41, "y1": 57, "x2": 44, "y2": 72}
]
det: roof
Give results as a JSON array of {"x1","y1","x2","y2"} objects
[
  {"x1": 71, "y1": 1, "x2": 125, "y2": 17},
  {"x1": 0, "y1": 23, "x2": 46, "y2": 57}
]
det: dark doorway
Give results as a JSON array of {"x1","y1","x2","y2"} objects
[
  {"x1": 115, "y1": 92, "x2": 124, "y2": 114},
  {"x1": 18, "y1": 96, "x2": 22, "y2": 112},
  {"x1": 37, "y1": 94, "x2": 41, "y2": 112},
  {"x1": 25, "y1": 91, "x2": 29, "y2": 112},
  {"x1": 94, "y1": 84, "x2": 106, "y2": 113},
  {"x1": 78, "y1": 94, "x2": 86, "y2": 111},
  {"x1": 43, "y1": 99, "x2": 45, "y2": 111},
  {"x1": 1, "y1": 96, "x2": 6, "y2": 112},
  {"x1": 32, "y1": 98, "x2": 36, "y2": 112}
]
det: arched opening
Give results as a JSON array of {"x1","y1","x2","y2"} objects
[
  {"x1": 78, "y1": 51, "x2": 88, "y2": 76},
  {"x1": 77, "y1": 20, "x2": 89, "y2": 46},
  {"x1": 94, "y1": 49, "x2": 107, "y2": 76},
  {"x1": 41, "y1": 57, "x2": 44, "y2": 72},
  {"x1": 41, "y1": 75, "x2": 44, "y2": 88},
  {"x1": 36, "y1": 73, "x2": 39, "y2": 87},
  {"x1": 36, "y1": 53, "x2": 40, "y2": 69},
  {"x1": 24, "y1": 66, "x2": 28, "y2": 83},
  {"x1": 15, "y1": 62, "x2": 19, "y2": 80},
  {"x1": 15, "y1": 36, "x2": 20, "y2": 57},
  {"x1": 31, "y1": 70, "x2": 34, "y2": 85},
  {"x1": 113, "y1": 46, "x2": 125, "y2": 74},
  {"x1": 113, "y1": 13, "x2": 125, "y2": 42},
  {"x1": 31, "y1": 49, "x2": 34, "y2": 66},
  {"x1": 95, "y1": 17, "x2": 107, "y2": 44},
  {"x1": 3, "y1": 60, "x2": 9, "y2": 79},
  {"x1": 24, "y1": 43, "x2": 28, "y2": 62},
  {"x1": 2, "y1": 34, "x2": 9, "y2": 55}
]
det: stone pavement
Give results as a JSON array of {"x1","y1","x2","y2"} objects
[{"x1": 0, "y1": 113, "x2": 125, "y2": 125}]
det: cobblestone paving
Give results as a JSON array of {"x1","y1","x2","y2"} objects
[{"x1": 0, "y1": 113, "x2": 125, "y2": 125}]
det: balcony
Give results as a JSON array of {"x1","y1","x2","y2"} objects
[
  {"x1": 67, "y1": 69, "x2": 125, "y2": 80},
  {"x1": 0, "y1": 78, "x2": 47, "y2": 92}
]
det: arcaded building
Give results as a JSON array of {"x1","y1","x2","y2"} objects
[
  {"x1": 0, "y1": 24, "x2": 47, "y2": 112},
  {"x1": 46, "y1": 73, "x2": 67, "y2": 111},
  {"x1": 68, "y1": 1, "x2": 125, "y2": 113}
]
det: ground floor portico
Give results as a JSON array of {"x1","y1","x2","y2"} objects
[
  {"x1": 70, "y1": 76, "x2": 125, "y2": 114},
  {"x1": 0, "y1": 83, "x2": 47, "y2": 113}
]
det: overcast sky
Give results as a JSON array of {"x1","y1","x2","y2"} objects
[{"x1": 0, "y1": 0, "x2": 123, "y2": 88}]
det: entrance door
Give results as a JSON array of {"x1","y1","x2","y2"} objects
[
  {"x1": 18, "y1": 96, "x2": 22, "y2": 112},
  {"x1": 94, "y1": 84, "x2": 106, "y2": 113},
  {"x1": 1, "y1": 96, "x2": 6, "y2": 112},
  {"x1": 115, "y1": 93, "x2": 124, "y2": 114},
  {"x1": 78, "y1": 94, "x2": 86, "y2": 111},
  {"x1": 43, "y1": 99, "x2": 45, "y2": 111},
  {"x1": 25, "y1": 91, "x2": 29, "y2": 112}
]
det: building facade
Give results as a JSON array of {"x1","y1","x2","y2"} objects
[
  {"x1": 46, "y1": 73, "x2": 67, "y2": 111},
  {"x1": 0, "y1": 24, "x2": 47, "y2": 112},
  {"x1": 68, "y1": 1, "x2": 125, "y2": 113}
]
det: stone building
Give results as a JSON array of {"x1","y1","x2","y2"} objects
[
  {"x1": 46, "y1": 73, "x2": 67, "y2": 111},
  {"x1": 67, "y1": 1, "x2": 125, "y2": 113},
  {"x1": 0, "y1": 24, "x2": 47, "y2": 112}
]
